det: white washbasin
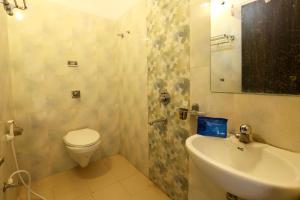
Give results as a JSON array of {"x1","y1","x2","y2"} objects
[{"x1": 186, "y1": 134, "x2": 300, "y2": 200}]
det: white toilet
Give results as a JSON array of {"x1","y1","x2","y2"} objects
[{"x1": 63, "y1": 128, "x2": 101, "y2": 167}]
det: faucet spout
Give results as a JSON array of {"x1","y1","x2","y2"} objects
[{"x1": 238, "y1": 124, "x2": 252, "y2": 144}]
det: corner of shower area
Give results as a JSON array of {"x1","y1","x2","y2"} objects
[{"x1": 0, "y1": 0, "x2": 192, "y2": 200}]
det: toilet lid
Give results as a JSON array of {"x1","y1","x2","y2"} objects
[{"x1": 64, "y1": 128, "x2": 100, "y2": 147}]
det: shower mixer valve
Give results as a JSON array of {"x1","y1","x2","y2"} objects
[{"x1": 159, "y1": 89, "x2": 171, "y2": 105}]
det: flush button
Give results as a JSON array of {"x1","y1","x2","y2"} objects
[{"x1": 72, "y1": 90, "x2": 81, "y2": 98}]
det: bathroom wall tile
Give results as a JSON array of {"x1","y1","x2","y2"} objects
[
  {"x1": 48, "y1": 129, "x2": 77, "y2": 175},
  {"x1": 233, "y1": 94, "x2": 300, "y2": 151},
  {"x1": 0, "y1": 9, "x2": 17, "y2": 200},
  {"x1": 7, "y1": 0, "x2": 121, "y2": 180},
  {"x1": 117, "y1": 0, "x2": 149, "y2": 177},
  {"x1": 190, "y1": 0, "x2": 300, "y2": 198},
  {"x1": 190, "y1": 0, "x2": 300, "y2": 153},
  {"x1": 147, "y1": 0, "x2": 191, "y2": 199},
  {"x1": 190, "y1": 0, "x2": 211, "y2": 69},
  {"x1": 190, "y1": 67, "x2": 234, "y2": 130}
]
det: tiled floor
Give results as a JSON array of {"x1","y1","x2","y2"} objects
[{"x1": 18, "y1": 155, "x2": 171, "y2": 200}]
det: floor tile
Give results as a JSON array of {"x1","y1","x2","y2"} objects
[
  {"x1": 71, "y1": 193, "x2": 94, "y2": 200},
  {"x1": 17, "y1": 176, "x2": 54, "y2": 200},
  {"x1": 52, "y1": 170, "x2": 91, "y2": 200},
  {"x1": 131, "y1": 185, "x2": 171, "y2": 200},
  {"x1": 17, "y1": 155, "x2": 171, "y2": 200},
  {"x1": 92, "y1": 182, "x2": 132, "y2": 200},
  {"x1": 70, "y1": 160, "x2": 118, "y2": 192},
  {"x1": 120, "y1": 172, "x2": 153, "y2": 195},
  {"x1": 102, "y1": 155, "x2": 140, "y2": 180}
]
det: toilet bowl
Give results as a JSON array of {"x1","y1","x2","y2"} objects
[{"x1": 63, "y1": 128, "x2": 101, "y2": 167}]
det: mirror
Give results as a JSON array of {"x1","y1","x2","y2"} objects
[{"x1": 210, "y1": 0, "x2": 300, "y2": 95}]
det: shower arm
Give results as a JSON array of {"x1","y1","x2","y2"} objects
[
  {"x1": 0, "y1": 0, "x2": 27, "y2": 11},
  {"x1": 0, "y1": 0, "x2": 9, "y2": 6},
  {"x1": 13, "y1": 0, "x2": 27, "y2": 10}
]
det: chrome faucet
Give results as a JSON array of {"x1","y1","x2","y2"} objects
[
  {"x1": 232, "y1": 124, "x2": 252, "y2": 144},
  {"x1": 149, "y1": 118, "x2": 167, "y2": 126}
]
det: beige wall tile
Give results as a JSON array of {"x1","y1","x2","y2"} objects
[
  {"x1": 4, "y1": 0, "x2": 149, "y2": 183},
  {"x1": 117, "y1": 0, "x2": 149, "y2": 177},
  {"x1": 6, "y1": 0, "x2": 121, "y2": 180},
  {"x1": 0, "y1": 8, "x2": 17, "y2": 200},
  {"x1": 190, "y1": 0, "x2": 300, "y2": 152},
  {"x1": 190, "y1": 0, "x2": 300, "y2": 198}
]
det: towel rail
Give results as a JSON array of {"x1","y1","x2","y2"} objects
[{"x1": 211, "y1": 34, "x2": 235, "y2": 46}]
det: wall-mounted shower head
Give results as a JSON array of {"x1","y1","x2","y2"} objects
[
  {"x1": 2, "y1": 0, "x2": 13, "y2": 15},
  {"x1": 5, "y1": 6, "x2": 13, "y2": 15},
  {"x1": 13, "y1": 0, "x2": 27, "y2": 10},
  {"x1": 1, "y1": 0, "x2": 27, "y2": 16}
]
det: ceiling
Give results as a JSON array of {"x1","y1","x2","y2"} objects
[{"x1": 48, "y1": 0, "x2": 140, "y2": 20}]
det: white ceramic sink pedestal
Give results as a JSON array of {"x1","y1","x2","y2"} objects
[{"x1": 186, "y1": 135, "x2": 300, "y2": 200}]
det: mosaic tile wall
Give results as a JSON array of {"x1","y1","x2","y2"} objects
[
  {"x1": 7, "y1": 0, "x2": 120, "y2": 179},
  {"x1": 0, "y1": 9, "x2": 17, "y2": 200},
  {"x1": 147, "y1": 0, "x2": 191, "y2": 199},
  {"x1": 117, "y1": 0, "x2": 149, "y2": 176}
]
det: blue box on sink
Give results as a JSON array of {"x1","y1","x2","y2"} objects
[{"x1": 197, "y1": 117, "x2": 228, "y2": 138}]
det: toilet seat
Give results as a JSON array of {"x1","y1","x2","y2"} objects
[{"x1": 63, "y1": 128, "x2": 100, "y2": 148}]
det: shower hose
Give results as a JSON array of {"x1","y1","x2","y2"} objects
[{"x1": 9, "y1": 137, "x2": 47, "y2": 200}]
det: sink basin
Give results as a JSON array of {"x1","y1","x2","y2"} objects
[{"x1": 186, "y1": 134, "x2": 300, "y2": 200}]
